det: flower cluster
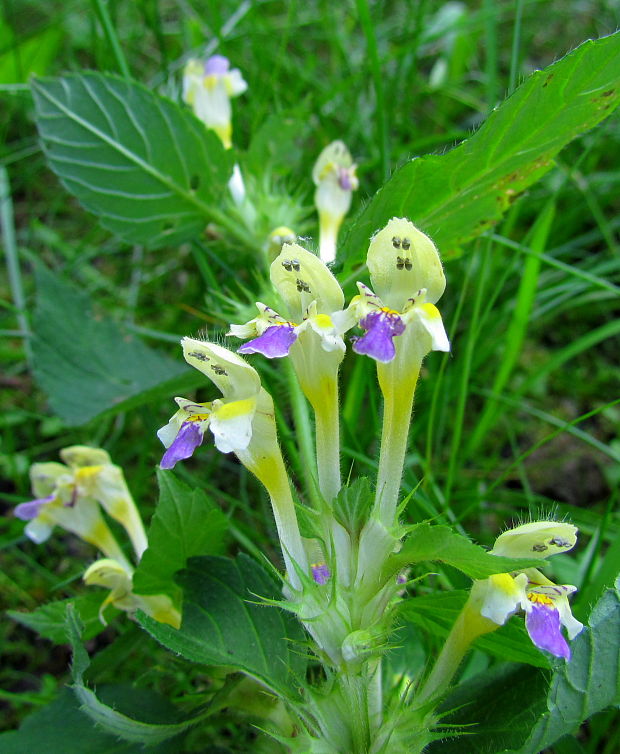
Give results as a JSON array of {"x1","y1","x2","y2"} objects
[{"x1": 14, "y1": 446, "x2": 179, "y2": 627}]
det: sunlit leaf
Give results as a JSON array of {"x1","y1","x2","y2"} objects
[{"x1": 342, "y1": 33, "x2": 620, "y2": 264}]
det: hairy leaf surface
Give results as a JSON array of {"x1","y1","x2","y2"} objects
[
  {"x1": 132, "y1": 471, "x2": 229, "y2": 604},
  {"x1": 342, "y1": 33, "x2": 620, "y2": 264},
  {"x1": 138, "y1": 554, "x2": 306, "y2": 698},
  {"x1": 393, "y1": 522, "x2": 543, "y2": 578}
]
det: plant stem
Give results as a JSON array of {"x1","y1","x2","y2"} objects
[
  {"x1": 91, "y1": 0, "x2": 131, "y2": 79},
  {"x1": 243, "y1": 447, "x2": 308, "y2": 590},
  {"x1": 0, "y1": 166, "x2": 32, "y2": 367}
]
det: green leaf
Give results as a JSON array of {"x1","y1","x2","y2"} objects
[
  {"x1": 138, "y1": 554, "x2": 306, "y2": 698},
  {"x1": 427, "y1": 577, "x2": 620, "y2": 753},
  {"x1": 0, "y1": 687, "x2": 180, "y2": 754},
  {"x1": 132, "y1": 470, "x2": 229, "y2": 604},
  {"x1": 31, "y1": 264, "x2": 191, "y2": 425},
  {"x1": 333, "y1": 477, "x2": 374, "y2": 539},
  {"x1": 392, "y1": 522, "x2": 543, "y2": 579},
  {"x1": 31, "y1": 71, "x2": 233, "y2": 248},
  {"x1": 7, "y1": 592, "x2": 115, "y2": 644},
  {"x1": 342, "y1": 33, "x2": 620, "y2": 264},
  {"x1": 399, "y1": 590, "x2": 550, "y2": 669},
  {"x1": 427, "y1": 663, "x2": 550, "y2": 754},
  {"x1": 66, "y1": 605, "x2": 201, "y2": 744},
  {"x1": 515, "y1": 576, "x2": 620, "y2": 754}
]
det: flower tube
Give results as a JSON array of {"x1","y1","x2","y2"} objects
[
  {"x1": 348, "y1": 218, "x2": 449, "y2": 522},
  {"x1": 229, "y1": 243, "x2": 349, "y2": 504},
  {"x1": 158, "y1": 339, "x2": 308, "y2": 588},
  {"x1": 312, "y1": 141, "x2": 358, "y2": 264},
  {"x1": 228, "y1": 244, "x2": 353, "y2": 581}
]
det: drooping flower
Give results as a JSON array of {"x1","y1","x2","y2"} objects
[
  {"x1": 183, "y1": 54, "x2": 247, "y2": 149},
  {"x1": 312, "y1": 141, "x2": 358, "y2": 264},
  {"x1": 14, "y1": 452, "x2": 138, "y2": 571},
  {"x1": 83, "y1": 558, "x2": 180, "y2": 628},
  {"x1": 158, "y1": 338, "x2": 308, "y2": 587},
  {"x1": 470, "y1": 521, "x2": 584, "y2": 659},
  {"x1": 348, "y1": 217, "x2": 449, "y2": 365},
  {"x1": 157, "y1": 341, "x2": 262, "y2": 467}
]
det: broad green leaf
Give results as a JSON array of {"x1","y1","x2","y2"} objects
[
  {"x1": 31, "y1": 71, "x2": 233, "y2": 248},
  {"x1": 399, "y1": 590, "x2": 550, "y2": 668},
  {"x1": 7, "y1": 591, "x2": 115, "y2": 644},
  {"x1": 426, "y1": 663, "x2": 550, "y2": 754},
  {"x1": 0, "y1": 687, "x2": 180, "y2": 754},
  {"x1": 427, "y1": 577, "x2": 620, "y2": 753},
  {"x1": 342, "y1": 33, "x2": 620, "y2": 264},
  {"x1": 66, "y1": 606, "x2": 200, "y2": 744},
  {"x1": 138, "y1": 554, "x2": 306, "y2": 698},
  {"x1": 132, "y1": 470, "x2": 229, "y2": 604},
  {"x1": 391, "y1": 522, "x2": 544, "y2": 579},
  {"x1": 31, "y1": 264, "x2": 191, "y2": 425}
]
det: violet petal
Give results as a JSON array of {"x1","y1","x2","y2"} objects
[
  {"x1": 204, "y1": 55, "x2": 230, "y2": 76},
  {"x1": 160, "y1": 422, "x2": 204, "y2": 470},
  {"x1": 14, "y1": 495, "x2": 55, "y2": 521},
  {"x1": 525, "y1": 602, "x2": 571, "y2": 659},
  {"x1": 353, "y1": 311, "x2": 405, "y2": 363},
  {"x1": 238, "y1": 325, "x2": 298, "y2": 359},
  {"x1": 339, "y1": 168, "x2": 353, "y2": 191},
  {"x1": 312, "y1": 563, "x2": 331, "y2": 585}
]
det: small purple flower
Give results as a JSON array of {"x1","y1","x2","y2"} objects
[
  {"x1": 14, "y1": 495, "x2": 54, "y2": 521},
  {"x1": 338, "y1": 168, "x2": 353, "y2": 191},
  {"x1": 161, "y1": 422, "x2": 204, "y2": 470},
  {"x1": 525, "y1": 602, "x2": 571, "y2": 659},
  {"x1": 204, "y1": 55, "x2": 230, "y2": 76},
  {"x1": 353, "y1": 310, "x2": 406, "y2": 363},
  {"x1": 312, "y1": 563, "x2": 331, "y2": 585},
  {"x1": 238, "y1": 325, "x2": 298, "y2": 359}
]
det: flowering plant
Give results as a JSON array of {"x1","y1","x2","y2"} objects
[{"x1": 4, "y1": 18, "x2": 620, "y2": 754}]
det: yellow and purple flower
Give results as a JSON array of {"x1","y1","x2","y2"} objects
[
  {"x1": 312, "y1": 141, "x2": 358, "y2": 264},
  {"x1": 228, "y1": 242, "x2": 348, "y2": 373},
  {"x1": 471, "y1": 521, "x2": 584, "y2": 659},
  {"x1": 158, "y1": 341, "x2": 262, "y2": 468},
  {"x1": 182, "y1": 54, "x2": 247, "y2": 149},
  {"x1": 13, "y1": 448, "x2": 148, "y2": 570},
  {"x1": 347, "y1": 217, "x2": 449, "y2": 364}
]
